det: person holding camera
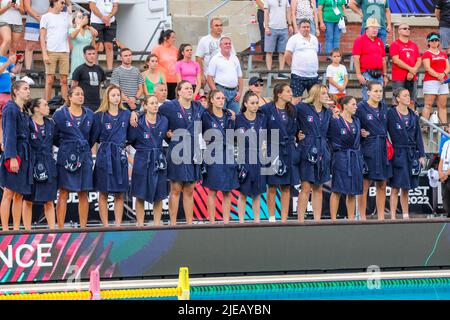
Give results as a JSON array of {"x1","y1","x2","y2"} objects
[
  {"x1": 0, "y1": 0, "x2": 25, "y2": 56},
  {"x1": 69, "y1": 10, "x2": 97, "y2": 79}
]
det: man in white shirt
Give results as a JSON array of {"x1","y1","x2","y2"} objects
[
  {"x1": 40, "y1": 0, "x2": 72, "y2": 101},
  {"x1": 285, "y1": 18, "x2": 319, "y2": 104},
  {"x1": 196, "y1": 17, "x2": 224, "y2": 87},
  {"x1": 264, "y1": 0, "x2": 293, "y2": 79},
  {"x1": 207, "y1": 37, "x2": 243, "y2": 113},
  {"x1": 89, "y1": 0, "x2": 119, "y2": 72}
]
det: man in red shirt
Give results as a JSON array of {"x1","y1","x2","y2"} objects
[
  {"x1": 389, "y1": 24, "x2": 421, "y2": 106},
  {"x1": 352, "y1": 18, "x2": 388, "y2": 101}
]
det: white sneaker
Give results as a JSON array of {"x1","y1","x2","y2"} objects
[{"x1": 268, "y1": 216, "x2": 276, "y2": 223}]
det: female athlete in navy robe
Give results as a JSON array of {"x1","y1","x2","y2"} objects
[
  {"x1": 22, "y1": 99, "x2": 57, "y2": 230},
  {"x1": 355, "y1": 81, "x2": 392, "y2": 220},
  {"x1": 260, "y1": 83, "x2": 301, "y2": 222},
  {"x1": 158, "y1": 81, "x2": 206, "y2": 225},
  {"x1": 91, "y1": 85, "x2": 131, "y2": 227},
  {"x1": 388, "y1": 87, "x2": 425, "y2": 220},
  {"x1": 235, "y1": 91, "x2": 267, "y2": 223},
  {"x1": 128, "y1": 95, "x2": 169, "y2": 226},
  {"x1": 0, "y1": 81, "x2": 32, "y2": 231},
  {"x1": 328, "y1": 96, "x2": 364, "y2": 220},
  {"x1": 296, "y1": 84, "x2": 332, "y2": 221},
  {"x1": 201, "y1": 90, "x2": 239, "y2": 224},
  {"x1": 53, "y1": 86, "x2": 95, "y2": 229}
]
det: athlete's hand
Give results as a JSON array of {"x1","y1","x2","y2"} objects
[
  {"x1": 130, "y1": 111, "x2": 138, "y2": 127},
  {"x1": 419, "y1": 157, "x2": 426, "y2": 168},
  {"x1": 361, "y1": 129, "x2": 370, "y2": 138},
  {"x1": 9, "y1": 157, "x2": 19, "y2": 173},
  {"x1": 297, "y1": 130, "x2": 305, "y2": 141}
]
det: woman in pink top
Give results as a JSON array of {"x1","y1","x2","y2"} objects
[
  {"x1": 175, "y1": 43, "x2": 201, "y2": 98},
  {"x1": 152, "y1": 29, "x2": 178, "y2": 100}
]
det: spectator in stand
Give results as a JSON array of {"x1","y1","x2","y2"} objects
[
  {"x1": 196, "y1": 18, "x2": 224, "y2": 88},
  {"x1": 175, "y1": 43, "x2": 201, "y2": 98},
  {"x1": 141, "y1": 54, "x2": 165, "y2": 96},
  {"x1": 435, "y1": 0, "x2": 450, "y2": 54},
  {"x1": 207, "y1": 36, "x2": 243, "y2": 113},
  {"x1": 349, "y1": 0, "x2": 391, "y2": 45},
  {"x1": 40, "y1": 0, "x2": 72, "y2": 101},
  {"x1": 152, "y1": 29, "x2": 178, "y2": 100},
  {"x1": 389, "y1": 23, "x2": 421, "y2": 106},
  {"x1": 326, "y1": 48, "x2": 348, "y2": 99},
  {"x1": 89, "y1": 0, "x2": 118, "y2": 72},
  {"x1": 318, "y1": 0, "x2": 346, "y2": 55},
  {"x1": 110, "y1": 48, "x2": 144, "y2": 110},
  {"x1": 0, "y1": 0, "x2": 24, "y2": 56},
  {"x1": 264, "y1": 0, "x2": 293, "y2": 80},
  {"x1": 421, "y1": 32, "x2": 450, "y2": 124},
  {"x1": 291, "y1": 0, "x2": 319, "y2": 37},
  {"x1": 24, "y1": 0, "x2": 49, "y2": 71},
  {"x1": 154, "y1": 82, "x2": 168, "y2": 106},
  {"x1": 439, "y1": 124, "x2": 450, "y2": 217},
  {"x1": 248, "y1": 76, "x2": 268, "y2": 106},
  {"x1": 69, "y1": 11, "x2": 97, "y2": 79},
  {"x1": 285, "y1": 18, "x2": 319, "y2": 105},
  {"x1": 352, "y1": 17, "x2": 388, "y2": 101},
  {"x1": 0, "y1": 54, "x2": 23, "y2": 143},
  {"x1": 255, "y1": 0, "x2": 265, "y2": 56},
  {"x1": 71, "y1": 45, "x2": 105, "y2": 111}
]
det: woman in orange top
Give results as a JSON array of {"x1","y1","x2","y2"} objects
[{"x1": 152, "y1": 29, "x2": 178, "y2": 100}]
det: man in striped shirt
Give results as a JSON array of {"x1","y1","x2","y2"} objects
[{"x1": 110, "y1": 48, "x2": 144, "y2": 110}]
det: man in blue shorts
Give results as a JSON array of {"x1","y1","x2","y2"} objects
[
  {"x1": 264, "y1": 0, "x2": 293, "y2": 79},
  {"x1": 285, "y1": 18, "x2": 319, "y2": 105}
]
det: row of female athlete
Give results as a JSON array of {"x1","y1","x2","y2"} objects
[{"x1": 0, "y1": 78, "x2": 424, "y2": 231}]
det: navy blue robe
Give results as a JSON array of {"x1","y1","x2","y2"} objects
[
  {"x1": 158, "y1": 99, "x2": 206, "y2": 183},
  {"x1": 53, "y1": 106, "x2": 95, "y2": 192},
  {"x1": 259, "y1": 102, "x2": 300, "y2": 186},
  {"x1": 91, "y1": 110, "x2": 131, "y2": 193},
  {"x1": 327, "y1": 116, "x2": 364, "y2": 195},
  {"x1": 387, "y1": 107, "x2": 425, "y2": 189},
  {"x1": 201, "y1": 110, "x2": 239, "y2": 192},
  {"x1": 127, "y1": 113, "x2": 169, "y2": 203},
  {"x1": 296, "y1": 102, "x2": 331, "y2": 185},
  {"x1": 355, "y1": 100, "x2": 392, "y2": 181},
  {"x1": 24, "y1": 117, "x2": 58, "y2": 203},
  {"x1": 235, "y1": 112, "x2": 267, "y2": 197},
  {"x1": 0, "y1": 101, "x2": 32, "y2": 195}
]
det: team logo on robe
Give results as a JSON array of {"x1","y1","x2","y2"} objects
[
  {"x1": 31, "y1": 133, "x2": 38, "y2": 139},
  {"x1": 105, "y1": 123, "x2": 112, "y2": 130},
  {"x1": 367, "y1": 114, "x2": 374, "y2": 120},
  {"x1": 271, "y1": 115, "x2": 275, "y2": 121},
  {"x1": 340, "y1": 128, "x2": 347, "y2": 135},
  {"x1": 144, "y1": 133, "x2": 150, "y2": 139},
  {"x1": 122, "y1": 122, "x2": 125, "y2": 127},
  {"x1": 177, "y1": 113, "x2": 183, "y2": 119},
  {"x1": 212, "y1": 122, "x2": 218, "y2": 128},
  {"x1": 396, "y1": 123, "x2": 402, "y2": 129},
  {"x1": 66, "y1": 121, "x2": 73, "y2": 127},
  {"x1": 307, "y1": 115, "x2": 314, "y2": 122}
]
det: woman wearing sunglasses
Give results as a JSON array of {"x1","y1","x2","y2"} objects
[
  {"x1": 421, "y1": 32, "x2": 450, "y2": 124},
  {"x1": 248, "y1": 76, "x2": 269, "y2": 107}
]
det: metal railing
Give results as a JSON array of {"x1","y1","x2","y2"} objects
[
  {"x1": 139, "y1": 19, "x2": 167, "y2": 60},
  {"x1": 205, "y1": 0, "x2": 231, "y2": 34},
  {"x1": 419, "y1": 116, "x2": 450, "y2": 152}
]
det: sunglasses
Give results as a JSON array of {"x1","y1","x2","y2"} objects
[{"x1": 252, "y1": 82, "x2": 264, "y2": 87}]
